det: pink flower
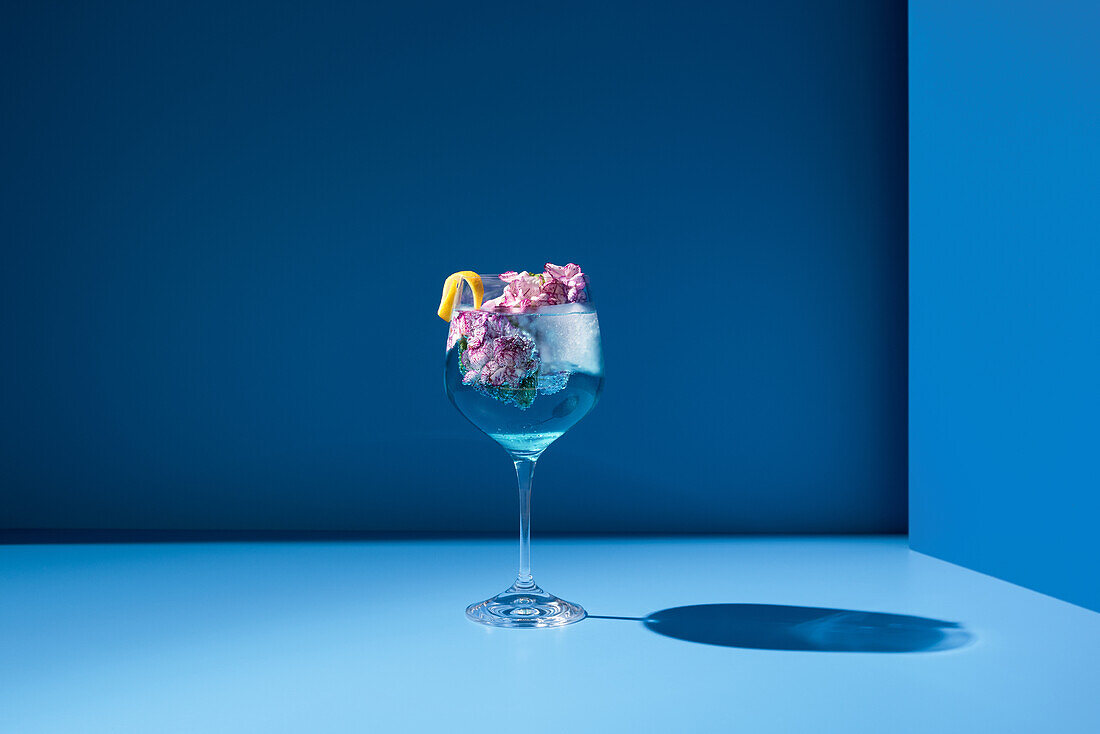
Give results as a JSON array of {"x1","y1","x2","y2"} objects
[
  {"x1": 448, "y1": 310, "x2": 538, "y2": 388},
  {"x1": 480, "y1": 295, "x2": 508, "y2": 312},
  {"x1": 482, "y1": 271, "x2": 547, "y2": 313},
  {"x1": 480, "y1": 263, "x2": 589, "y2": 314},
  {"x1": 447, "y1": 310, "x2": 486, "y2": 350},
  {"x1": 463, "y1": 344, "x2": 490, "y2": 371},
  {"x1": 508, "y1": 274, "x2": 544, "y2": 303},
  {"x1": 544, "y1": 262, "x2": 587, "y2": 302},
  {"x1": 543, "y1": 262, "x2": 582, "y2": 282},
  {"x1": 540, "y1": 278, "x2": 568, "y2": 305}
]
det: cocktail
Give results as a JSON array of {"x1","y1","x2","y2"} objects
[{"x1": 439, "y1": 264, "x2": 603, "y2": 627}]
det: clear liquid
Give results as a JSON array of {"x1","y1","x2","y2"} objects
[{"x1": 445, "y1": 311, "x2": 604, "y2": 457}]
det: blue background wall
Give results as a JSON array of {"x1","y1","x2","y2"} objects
[
  {"x1": 1, "y1": 1, "x2": 907, "y2": 534},
  {"x1": 910, "y1": 0, "x2": 1099, "y2": 610}
]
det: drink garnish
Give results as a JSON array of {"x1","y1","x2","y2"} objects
[
  {"x1": 437, "y1": 271, "x2": 484, "y2": 321},
  {"x1": 447, "y1": 310, "x2": 540, "y2": 408},
  {"x1": 442, "y1": 263, "x2": 589, "y2": 408},
  {"x1": 482, "y1": 263, "x2": 587, "y2": 313}
]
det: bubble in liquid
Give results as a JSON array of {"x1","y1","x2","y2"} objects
[{"x1": 537, "y1": 370, "x2": 571, "y2": 396}]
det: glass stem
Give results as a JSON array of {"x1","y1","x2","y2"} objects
[{"x1": 514, "y1": 458, "x2": 536, "y2": 589}]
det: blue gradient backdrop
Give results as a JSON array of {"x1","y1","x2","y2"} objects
[
  {"x1": 0, "y1": 1, "x2": 907, "y2": 534},
  {"x1": 910, "y1": 0, "x2": 1100, "y2": 610}
]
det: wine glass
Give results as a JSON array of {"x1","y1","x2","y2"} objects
[{"x1": 443, "y1": 266, "x2": 603, "y2": 627}]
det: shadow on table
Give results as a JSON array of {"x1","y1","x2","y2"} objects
[{"x1": 589, "y1": 604, "x2": 973, "y2": 652}]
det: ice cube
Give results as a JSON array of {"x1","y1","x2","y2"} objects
[{"x1": 533, "y1": 311, "x2": 603, "y2": 375}]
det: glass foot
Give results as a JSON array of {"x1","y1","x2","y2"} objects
[{"x1": 466, "y1": 582, "x2": 586, "y2": 628}]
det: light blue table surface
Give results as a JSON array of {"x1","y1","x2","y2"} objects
[{"x1": 2, "y1": 537, "x2": 1097, "y2": 733}]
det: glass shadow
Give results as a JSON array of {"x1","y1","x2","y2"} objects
[{"x1": 593, "y1": 604, "x2": 973, "y2": 652}]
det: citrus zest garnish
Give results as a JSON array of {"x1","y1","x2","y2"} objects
[{"x1": 437, "y1": 271, "x2": 484, "y2": 321}]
